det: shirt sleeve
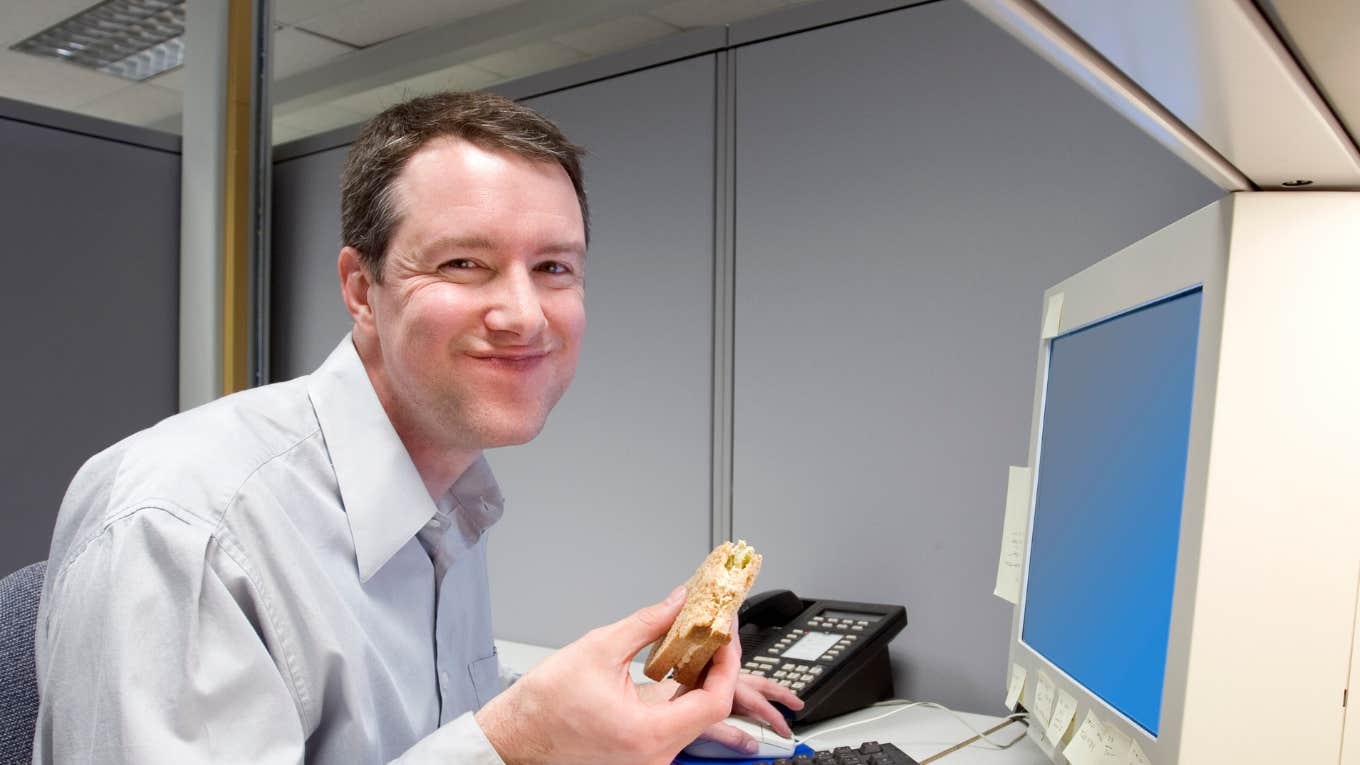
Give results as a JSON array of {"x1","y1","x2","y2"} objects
[
  {"x1": 34, "y1": 508, "x2": 307, "y2": 764},
  {"x1": 392, "y1": 713, "x2": 508, "y2": 764}
]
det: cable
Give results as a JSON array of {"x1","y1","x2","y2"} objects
[{"x1": 796, "y1": 700, "x2": 1029, "y2": 751}]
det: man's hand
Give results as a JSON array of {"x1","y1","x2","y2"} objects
[
  {"x1": 475, "y1": 586, "x2": 739, "y2": 765},
  {"x1": 638, "y1": 671, "x2": 805, "y2": 755}
]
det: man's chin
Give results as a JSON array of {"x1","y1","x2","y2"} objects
[{"x1": 475, "y1": 418, "x2": 548, "y2": 449}]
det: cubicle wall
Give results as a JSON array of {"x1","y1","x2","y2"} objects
[
  {"x1": 729, "y1": 1, "x2": 1221, "y2": 711},
  {"x1": 267, "y1": 0, "x2": 1221, "y2": 713},
  {"x1": 0, "y1": 98, "x2": 180, "y2": 578}
]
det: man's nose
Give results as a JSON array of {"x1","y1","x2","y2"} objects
[{"x1": 484, "y1": 267, "x2": 548, "y2": 339}]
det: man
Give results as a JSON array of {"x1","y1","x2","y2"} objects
[{"x1": 34, "y1": 92, "x2": 799, "y2": 763}]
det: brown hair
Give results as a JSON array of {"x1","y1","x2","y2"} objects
[{"x1": 340, "y1": 91, "x2": 588, "y2": 281}]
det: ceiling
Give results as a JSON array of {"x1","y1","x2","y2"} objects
[
  {"x1": 5, "y1": 0, "x2": 1355, "y2": 153},
  {"x1": 0, "y1": 0, "x2": 812, "y2": 144}
]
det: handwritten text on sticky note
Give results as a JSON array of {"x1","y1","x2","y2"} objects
[{"x1": 993, "y1": 466, "x2": 1032, "y2": 604}]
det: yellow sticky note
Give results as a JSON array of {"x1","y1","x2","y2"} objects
[
  {"x1": 1045, "y1": 688, "x2": 1078, "y2": 746},
  {"x1": 1126, "y1": 741, "x2": 1151, "y2": 765},
  {"x1": 1102, "y1": 723, "x2": 1132, "y2": 761},
  {"x1": 1033, "y1": 672, "x2": 1056, "y2": 725},
  {"x1": 1005, "y1": 663, "x2": 1027, "y2": 711},
  {"x1": 1062, "y1": 711, "x2": 1106, "y2": 765},
  {"x1": 993, "y1": 466, "x2": 1031, "y2": 604},
  {"x1": 1041, "y1": 292, "x2": 1065, "y2": 339}
]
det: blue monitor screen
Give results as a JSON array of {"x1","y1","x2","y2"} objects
[{"x1": 1021, "y1": 288, "x2": 1202, "y2": 736}]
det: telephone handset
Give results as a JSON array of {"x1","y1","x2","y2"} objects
[{"x1": 738, "y1": 589, "x2": 908, "y2": 725}]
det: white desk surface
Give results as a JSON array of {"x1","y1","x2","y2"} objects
[{"x1": 495, "y1": 640, "x2": 1049, "y2": 765}]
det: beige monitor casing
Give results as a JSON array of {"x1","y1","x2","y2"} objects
[{"x1": 1006, "y1": 193, "x2": 1360, "y2": 764}]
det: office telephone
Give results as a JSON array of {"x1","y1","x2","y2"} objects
[{"x1": 737, "y1": 590, "x2": 907, "y2": 725}]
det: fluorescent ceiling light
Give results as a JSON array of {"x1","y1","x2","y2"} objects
[{"x1": 11, "y1": 0, "x2": 186, "y2": 82}]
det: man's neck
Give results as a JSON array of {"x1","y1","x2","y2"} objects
[{"x1": 352, "y1": 333, "x2": 482, "y2": 501}]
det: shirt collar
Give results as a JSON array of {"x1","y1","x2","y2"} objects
[
  {"x1": 306, "y1": 335, "x2": 502, "y2": 582},
  {"x1": 447, "y1": 455, "x2": 504, "y2": 545}
]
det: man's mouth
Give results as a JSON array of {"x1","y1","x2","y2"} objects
[{"x1": 469, "y1": 350, "x2": 550, "y2": 371}]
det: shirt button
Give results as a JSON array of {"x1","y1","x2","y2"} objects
[{"x1": 429, "y1": 517, "x2": 443, "y2": 528}]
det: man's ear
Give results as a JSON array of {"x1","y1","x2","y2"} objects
[{"x1": 338, "y1": 246, "x2": 377, "y2": 331}]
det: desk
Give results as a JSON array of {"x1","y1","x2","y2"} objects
[{"x1": 495, "y1": 640, "x2": 1049, "y2": 765}]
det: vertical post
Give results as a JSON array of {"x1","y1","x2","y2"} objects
[
  {"x1": 222, "y1": 0, "x2": 253, "y2": 395},
  {"x1": 710, "y1": 38, "x2": 737, "y2": 548},
  {"x1": 180, "y1": 0, "x2": 269, "y2": 409},
  {"x1": 179, "y1": 0, "x2": 229, "y2": 409}
]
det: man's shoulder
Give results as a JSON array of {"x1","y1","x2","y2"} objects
[{"x1": 51, "y1": 376, "x2": 326, "y2": 562}]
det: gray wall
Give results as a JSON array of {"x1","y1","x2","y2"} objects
[
  {"x1": 270, "y1": 145, "x2": 350, "y2": 380},
  {"x1": 266, "y1": 0, "x2": 1223, "y2": 714},
  {"x1": 730, "y1": 1, "x2": 1221, "y2": 713},
  {"x1": 0, "y1": 103, "x2": 180, "y2": 577}
]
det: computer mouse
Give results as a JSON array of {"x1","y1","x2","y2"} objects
[{"x1": 681, "y1": 716, "x2": 798, "y2": 759}]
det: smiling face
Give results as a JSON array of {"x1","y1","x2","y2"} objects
[{"x1": 342, "y1": 136, "x2": 587, "y2": 456}]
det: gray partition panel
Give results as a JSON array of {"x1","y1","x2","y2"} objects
[
  {"x1": 0, "y1": 116, "x2": 179, "y2": 578},
  {"x1": 731, "y1": 0, "x2": 1222, "y2": 713},
  {"x1": 270, "y1": 145, "x2": 351, "y2": 380},
  {"x1": 486, "y1": 56, "x2": 716, "y2": 646}
]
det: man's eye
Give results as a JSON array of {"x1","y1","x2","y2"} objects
[
  {"x1": 441, "y1": 259, "x2": 478, "y2": 270},
  {"x1": 537, "y1": 262, "x2": 571, "y2": 275}
]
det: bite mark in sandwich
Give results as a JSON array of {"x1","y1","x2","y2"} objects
[{"x1": 644, "y1": 540, "x2": 762, "y2": 687}]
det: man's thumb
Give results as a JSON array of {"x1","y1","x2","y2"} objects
[{"x1": 611, "y1": 585, "x2": 687, "y2": 659}]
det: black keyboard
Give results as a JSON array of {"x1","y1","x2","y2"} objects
[{"x1": 754, "y1": 741, "x2": 919, "y2": 765}]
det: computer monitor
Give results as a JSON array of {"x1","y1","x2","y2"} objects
[{"x1": 1002, "y1": 194, "x2": 1360, "y2": 764}]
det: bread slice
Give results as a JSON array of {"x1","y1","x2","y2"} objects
[{"x1": 644, "y1": 540, "x2": 762, "y2": 686}]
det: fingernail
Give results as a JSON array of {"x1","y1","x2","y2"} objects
[
  {"x1": 666, "y1": 586, "x2": 687, "y2": 604},
  {"x1": 740, "y1": 738, "x2": 758, "y2": 754}
]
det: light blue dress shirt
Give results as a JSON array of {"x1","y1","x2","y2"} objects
[{"x1": 34, "y1": 336, "x2": 511, "y2": 763}]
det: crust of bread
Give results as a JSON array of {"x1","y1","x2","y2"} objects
[{"x1": 643, "y1": 541, "x2": 762, "y2": 686}]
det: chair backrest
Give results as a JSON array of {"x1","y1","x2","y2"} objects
[{"x1": 0, "y1": 561, "x2": 45, "y2": 765}]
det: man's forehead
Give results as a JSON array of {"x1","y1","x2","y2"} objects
[{"x1": 398, "y1": 135, "x2": 567, "y2": 187}]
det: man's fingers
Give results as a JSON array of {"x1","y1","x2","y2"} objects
[
  {"x1": 665, "y1": 634, "x2": 741, "y2": 728},
  {"x1": 603, "y1": 586, "x2": 687, "y2": 663},
  {"x1": 734, "y1": 682, "x2": 793, "y2": 738},
  {"x1": 696, "y1": 722, "x2": 758, "y2": 755},
  {"x1": 742, "y1": 674, "x2": 805, "y2": 711}
]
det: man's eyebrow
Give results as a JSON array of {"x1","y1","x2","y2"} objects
[
  {"x1": 538, "y1": 241, "x2": 587, "y2": 258},
  {"x1": 422, "y1": 235, "x2": 497, "y2": 253}
]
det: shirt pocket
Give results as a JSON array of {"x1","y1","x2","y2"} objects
[{"x1": 467, "y1": 650, "x2": 502, "y2": 709}]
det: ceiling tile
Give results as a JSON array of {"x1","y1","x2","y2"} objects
[
  {"x1": 389, "y1": 63, "x2": 501, "y2": 96},
  {"x1": 276, "y1": 102, "x2": 369, "y2": 134},
  {"x1": 270, "y1": 119, "x2": 310, "y2": 145},
  {"x1": 0, "y1": 0, "x2": 102, "y2": 47},
  {"x1": 649, "y1": 0, "x2": 789, "y2": 30},
  {"x1": 77, "y1": 82, "x2": 181, "y2": 126},
  {"x1": 329, "y1": 84, "x2": 411, "y2": 117},
  {"x1": 273, "y1": 26, "x2": 356, "y2": 79},
  {"x1": 149, "y1": 66, "x2": 186, "y2": 91},
  {"x1": 468, "y1": 40, "x2": 587, "y2": 81},
  {"x1": 298, "y1": 0, "x2": 517, "y2": 48},
  {"x1": 274, "y1": 0, "x2": 365, "y2": 27},
  {"x1": 0, "y1": 49, "x2": 128, "y2": 109},
  {"x1": 552, "y1": 15, "x2": 679, "y2": 57},
  {"x1": 329, "y1": 63, "x2": 501, "y2": 120}
]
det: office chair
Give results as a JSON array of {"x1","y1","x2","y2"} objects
[{"x1": 0, "y1": 561, "x2": 45, "y2": 765}]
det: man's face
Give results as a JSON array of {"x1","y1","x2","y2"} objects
[{"x1": 361, "y1": 136, "x2": 586, "y2": 451}]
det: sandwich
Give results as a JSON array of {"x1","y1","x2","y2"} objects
[{"x1": 644, "y1": 540, "x2": 762, "y2": 687}]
